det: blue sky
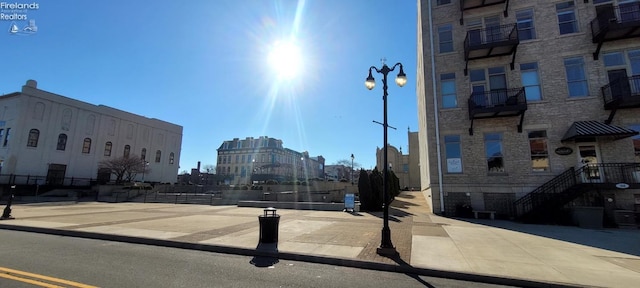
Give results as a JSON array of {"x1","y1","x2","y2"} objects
[{"x1": 1, "y1": 0, "x2": 417, "y2": 172}]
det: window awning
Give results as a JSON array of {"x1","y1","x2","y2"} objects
[{"x1": 562, "y1": 121, "x2": 639, "y2": 141}]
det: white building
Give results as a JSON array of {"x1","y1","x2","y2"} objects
[{"x1": 0, "y1": 80, "x2": 183, "y2": 185}]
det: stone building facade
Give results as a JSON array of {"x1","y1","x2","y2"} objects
[
  {"x1": 0, "y1": 80, "x2": 183, "y2": 185},
  {"x1": 417, "y1": 0, "x2": 640, "y2": 222},
  {"x1": 376, "y1": 130, "x2": 421, "y2": 190},
  {"x1": 216, "y1": 136, "x2": 325, "y2": 185}
]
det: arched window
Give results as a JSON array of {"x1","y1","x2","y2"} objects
[
  {"x1": 123, "y1": 145, "x2": 131, "y2": 158},
  {"x1": 57, "y1": 134, "x2": 67, "y2": 150},
  {"x1": 169, "y1": 152, "x2": 175, "y2": 164},
  {"x1": 27, "y1": 129, "x2": 39, "y2": 147},
  {"x1": 82, "y1": 138, "x2": 91, "y2": 154},
  {"x1": 155, "y1": 150, "x2": 161, "y2": 163},
  {"x1": 141, "y1": 148, "x2": 147, "y2": 161},
  {"x1": 104, "y1": 142, "x2": 112, "y2": 156}
]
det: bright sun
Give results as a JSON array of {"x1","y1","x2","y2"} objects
[{"x1": 268, "y1": 40, "x2": 302, "y2": 80}]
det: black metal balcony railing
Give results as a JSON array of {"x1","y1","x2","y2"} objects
[
  {"x1": 459, "y1": 0, "x2": 509, "y2": 25},
  {"x1": 463, "y1": 24, "x2": 519, "y2": 75},
  {"x1": 468, "y1": 87, "x2": 526, "y2": 114},
  {"x1": 467, "y1": 87, "x2": 527, "y2": 135},
  {"x1": 591, "y1": 4, "x2": 640, "y2": 38},
  {"x1": 590, "y1": 3, "x2": 640, "y2": 59},
  {"x1": 464, "y1": 24, "x2": 518, "y2": 56},
  {"x1": 602, "y1": 75, "x2": 640, "y2": 108}
]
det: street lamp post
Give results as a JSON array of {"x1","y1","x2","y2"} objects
[
  {"x1": 350, "y1": 154, "x2": 354, "y2": 185},
  {"x1": 365, "y1": 61, "x2": 406, "y2": 256}
]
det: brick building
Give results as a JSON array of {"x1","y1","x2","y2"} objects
[{"x1": 417, "y1": 0, "x2": 640, "y2": 224}]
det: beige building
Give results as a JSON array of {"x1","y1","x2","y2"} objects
[
  {"x1": 417, "y1": 0, "x2": 640, "y2": 223},
  {"x1": 376, "y1": 130, "x2": 422, "y2": 190},
  {"x1": 216, "y1": 136, "x2": 325, "y2": 185},
  {"x1": 0, "y1": 80, "x2": 183, "y2": 185}
]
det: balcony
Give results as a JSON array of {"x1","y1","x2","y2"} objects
[
  {"x1": 467, "y1": 87, "x2": 527, "y2": 135},
  {"x1": 459, "y1": 0, "x2": 509, "y2": 25},
  {"x1": 464, "y1": 24, "x2": 519, "y2": 75},
  {"x1": 591, "y1": 3, "x2": 640, "y2": 59},
  {"x1": 602, "y1": 75, "x2": 640, "y2": 124}
]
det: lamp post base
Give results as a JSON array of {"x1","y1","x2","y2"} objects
[
  {"x1": 376, "y1": 246, "x2": 398, "y2": 257},
  {"x1": 376, "y1": 227, "x2": 397, "y2": 257}
]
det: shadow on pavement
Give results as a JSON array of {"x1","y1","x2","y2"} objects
[
  {"x1": 387, "y1": 254, "x2": 436, "y2": 288},
  {"x1": 462, "y1": 218, "x2": 640, "y2": 257}
]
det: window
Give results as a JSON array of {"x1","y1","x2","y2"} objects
[
  {"x1": 438, "y1": 24, "x2": 453, "y2": 53},
  {"x1": 169, "y1": 152, "x2": 175, "y2": 164},
  {"x1": 556, "y1": 1, "x2": 578, "y2": 34},
  {"x1": 82, "y1": 138, "x2": 91, "y2": 154},
  {"x1": 521, "y1": 62, "x2": 542, "y2": 101},
  {"x1": 484, "y1": 133, "x2": 504, "y2": 173},
  {"x1": 27, "y1": 129, "x2": 39, "y2": 147},
  {"x1": 242, "y1": 155, "x2": 245, "y2": 163},
  {"x1": 631, "y1": 49, "x2": 640, "y2": 75},
  {"x1": 441, "y1": 73, "x2": 457, "y2": 108},
  {"x1": 437, "y1": 0, "x2": 451, "y2": 5},
  {"x1": 516, "y1": 9, "x2": 536, "y2": 40},
  {"x1": 3, "y1": 128, "x2": 9, "y2": 147},
  {"x1": 236, "y1": 155, "x2": 240, "y2": 163},
  {"x1": 529, "y1": 131, "x2": 549, "y2": 172},
  {"x1": 564, "y1": 57, "x2": 589, "y2": 97},
  {"x1": 104, "y1": 142, "x2": 112, "y2": 156},
  {"x1": 631, "y1": 125, "x2": 640, "y2": 163},
  {"x1": 0, "y1": 130, "x2": 4, "y2": 146},
  {"x1": 57, "y1": 134, "x2": 68, "y2": 151},
  {"x1": 155, "y1": 150, "x2": 161, "y2": 163},
  {"x1": 141, "y1": 148, "x2": 147, "y2": 161},
  {"x1": 444, "y1": 135, "x2": 462, "y2": 173},
  {"x1": 123, "y1": 145, "x2": 130, "y2": 157}
]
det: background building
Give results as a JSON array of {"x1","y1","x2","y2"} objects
[
  {"x1": 0, "y1": 80, "x2": 183, "y2": 185},
  {"x1": 417, "y1": 0, "x2": 640, "y2": 222},
  {"x1": 216, "y1": 136, "x2": 325, "y2": 185},
  {"x1": 376, "y1": 129, "x2": 421, "y2": 190}
]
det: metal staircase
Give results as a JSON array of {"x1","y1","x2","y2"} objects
[{"x1": 514, "y1": 163, "x2": 640, "y2": 223}]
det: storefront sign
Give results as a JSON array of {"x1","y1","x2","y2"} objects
[{"x1": 554, "y1": 147, "x2": 573, "y2": 155}]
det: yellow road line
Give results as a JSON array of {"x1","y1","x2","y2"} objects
[
  {"x1": 0, "y1": 273, "x2": 64, "y2": 288},
  {"x1": 0, "y1": 266, "x2": 98, "y2": 288}
]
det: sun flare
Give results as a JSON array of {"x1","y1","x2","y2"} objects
[{"x1": 268, "y1": 40, "x2": 302, "y2": 80}]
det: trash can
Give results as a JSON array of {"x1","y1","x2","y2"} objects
[{"x1": 258, "y1": 207, "x2": 280, "y2": 243}]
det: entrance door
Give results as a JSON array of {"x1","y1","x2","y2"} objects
[
  {"x1": 577, "y1": 144, "x2": 603, "y2": 183},
  {"x1": 607, "y1": 69, "x2": 630, "y2": 100},
  {"x1": 46, "y1": 164, "x2": 67, "y2": 185}
]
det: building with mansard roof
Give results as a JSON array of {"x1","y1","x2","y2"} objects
[{"x1": 216, "y1": 136, "x2": 325, "y2": 185}]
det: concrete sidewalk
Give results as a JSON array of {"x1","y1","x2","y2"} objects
[{"x1": 1, "y1": 191, "x2": 639, "y2": 288}]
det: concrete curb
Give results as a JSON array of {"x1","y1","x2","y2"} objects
[{"x1": 0, "y1": 224, "x2": 587, "y2": 288}]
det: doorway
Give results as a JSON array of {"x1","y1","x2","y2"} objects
[{"x1": 577, "y1": 144, "x2": 603, "y2": 183}]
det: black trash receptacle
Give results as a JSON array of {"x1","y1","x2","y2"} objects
[{"x1": 258, "y1": 207, "x2": 280, "y2": 243}]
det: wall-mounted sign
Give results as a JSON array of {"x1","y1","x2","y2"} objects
[
  {"x1": 554, "y1": 147, "x2": 573, "y2": 155},
  {"x1": 616, "y1": 183, "x2": 630, "y2": 189}
]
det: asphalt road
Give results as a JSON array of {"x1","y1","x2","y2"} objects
[{"x1": 0, "y1": 230, "x2": 516, "y2": 288}]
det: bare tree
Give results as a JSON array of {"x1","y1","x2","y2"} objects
[
  {"x1": 201, "y1": 164, "x2": 216, "y2": 174},
  {"x1": 334, "y1": 159, "x2": 361, "y2": 170},
  {"x1": 98, "y1": 155, "x2": 151, "y2": 184}
]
